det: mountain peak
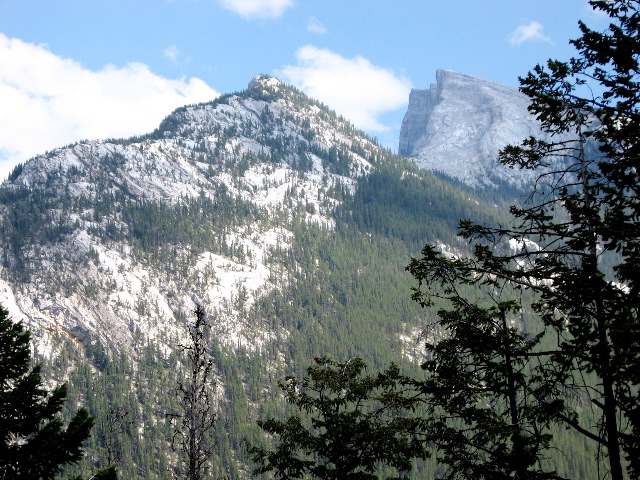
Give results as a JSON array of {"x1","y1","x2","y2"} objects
[
  {"x1": 434, "y1": 69, "x2": 517, "y2": 93},
  {"x1": 248, "y1": 74, "x2": 283, "y2": 92},
  {"x1": 399, "y1": 70, "x2": 545, "y2": 189},
  {"x1": 0, "y1": 72, "x2": 385, "y2": 357}
]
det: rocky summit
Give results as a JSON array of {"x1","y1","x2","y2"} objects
[
  {"x1": 0, "y1": 75, "x2": 381, "y2": 359},
  {"x1": 399, "y1": 69, "x2": 552, "y2": 190},
  {"x1": 0, "y1": 74, "x2": 494, "y2": 478}
]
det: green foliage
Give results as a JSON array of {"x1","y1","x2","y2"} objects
[
  {"x1": 512, "y1": 1, "x2": 640, "y2": 477},
  {"x1": 120, "y1": 190, "x2": 262, "y2": 254},
  {"x1": 0, "y1": 188, "x2": 74, "y2": 281},
  {"x1": 407, "y1": 249, "x2": 563, "y2": 480},
  {"x1": 92, "y1": 466, "x2": 118, "y2": 480},
  {"x1": 249, "y1": 357, "x2": 428, "y2": 480},
  {"x1": 0, "y1": 305, "x2": 94, "y2": 479},
  {"x1": 408, "y1": 2, "x2": 640, "y2": 479},
  {"x1": 7, "y1": 162, "x2": 23, "y2": 182},
  {"x1": 339, "y1": 162, "x2": 502, "y2": 248}
]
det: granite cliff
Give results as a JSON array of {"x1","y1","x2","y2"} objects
[{"x1": 399, "y1": 70, "x2": 551, "y2": 189}]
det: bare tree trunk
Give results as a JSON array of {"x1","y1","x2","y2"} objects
[
  {"x1": 169, "y1": 304, "x2": 217, "y2": 480},
  {"x1": 578, "y1": 131, "x2": 624, "y2": 480}
]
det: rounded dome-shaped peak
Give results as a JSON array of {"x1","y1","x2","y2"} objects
[{"x1": 248, "y1": 74, "x2": 283, "y2": 91}]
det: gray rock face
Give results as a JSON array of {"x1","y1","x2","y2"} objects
[{"x1": 399, "y1": 70, "x2": 549, "y2": 189}]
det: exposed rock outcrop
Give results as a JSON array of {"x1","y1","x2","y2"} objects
[{"x1": 399, "y1": 70, "x2": 549, "y2": 189}]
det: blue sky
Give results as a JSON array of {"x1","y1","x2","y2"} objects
[{"x1": 0, "y1": 0, "x2": 607, "y2": 179}]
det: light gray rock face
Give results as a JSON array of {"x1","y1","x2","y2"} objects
[
  {"x1": 0, "y1": 74, "x2": 381, "y2": 360},
  {"x1": 399, "y1": 70, "x2": 550, "y2": 189}
]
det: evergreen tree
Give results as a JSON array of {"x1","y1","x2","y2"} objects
[
  {"x1": 0, "y1": 305, "x2": 94, "y2": 479},
  {"x1": 516, "y1": 5, "x2": 640, "y2": 475},
  {"x1": 249, "y1": 357, "x2": 428, "y2": 480},
  {"x1": 407, "y1": 1, "x2": 640, "y2": 478},
  {"x1": 403, "y1": 262, "x2": 563, "y2": 480},
  {"x1": 91, "y1": 466, "x2": 118, "y2": 480}
]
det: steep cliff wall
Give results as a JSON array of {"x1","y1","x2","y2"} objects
[{"x1": 399, "y1": 70, "x2": 549, "y2": 189}]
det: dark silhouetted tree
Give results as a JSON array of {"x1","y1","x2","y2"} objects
[
  {"x1": 249, "y1": 357, "x2": 428, "y2": 480},
  {"x1": 0, "y1": 305, "x2": 95, "y2": 479},
  {"x1": 407, "y1": 252, "x2": 564, "y2": 480},
  {"x1": 408, "y1": 1, "x2": 640, "y2": 479},
  {"x1": 99, "y1": 406, "x2": 133, "y2": 468},
  {"x1": 169, "y1": 304, "x2": 217, "y2": 480}
]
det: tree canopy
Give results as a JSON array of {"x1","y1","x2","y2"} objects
[
  {"x1": 407, "y1": 1, "x2": 640, "y2": 479},
  {"x1": 0, "y1": 305, "x2": 94, "y2": 479},
  {"x1": 249, "y1": 357, "x2": 428, "y2": 480}
]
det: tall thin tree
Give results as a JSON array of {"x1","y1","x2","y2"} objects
[
  {"x1": 408, "y1": 1, "x2": 640, "y2": 478},
  {"x1": 169, "y1": 305, "x2": 217, "y2": 480}
]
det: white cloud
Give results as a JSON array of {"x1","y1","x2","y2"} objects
[
  {"x1": 277, "y1": 46, "x2": 412, "y2": 132},
  {"x1": 585, "y1": 3, "x2": 610, "y2": 18},
  {"x1": 218, "y1": 0, "x2": 294, "y2": 19},
  {"x1": 0, "y1": 34, "x2": 219, "y2": 180},
  {"x1": 164, "y1": 45, "x2": 180, "y2": 62},
  {"x1": 307, "y1": 16, "x2": 327, "y2": 34},
  {"x1": 509, "y1": 21, "x2": 553, "y2": 46}
]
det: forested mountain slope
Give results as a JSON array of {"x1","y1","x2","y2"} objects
[{"x1": 0, "y1": 75, "x2": 591, "y2": 478}]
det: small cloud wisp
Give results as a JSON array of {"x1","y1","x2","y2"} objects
[
  {"x1": 509, "y1": 20, "x2": 553, "y2": 46},
  {"x1": 307, "y1": 16, "x2": 327, "y2": 34},
  {"x1": 218, "y1": 0, "x2": 294, "y2": 19}
]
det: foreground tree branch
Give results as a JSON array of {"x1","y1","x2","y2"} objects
[{"x1": 407, "y1": 2, "x2": 640, "y2": 478}]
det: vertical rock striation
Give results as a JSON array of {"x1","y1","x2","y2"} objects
[{"x1": 399, "y1": 70, "x2": 550, "y2": 189}]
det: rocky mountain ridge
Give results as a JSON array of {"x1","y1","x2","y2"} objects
[
  {"x1": 0, "y1": 74, "x2": 504, "y2": 478},
  {"x1": 0, "y1": 75, "x2": 382, "y2": 358},
  {"x1": 399, "y1": 69, "x2": 555, "y2": 189}
]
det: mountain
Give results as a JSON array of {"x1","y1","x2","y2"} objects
[
  {"x1": 0, "y1": 75, "x2": 500, "y2": 478},
  {"x1": 0, "y1": 74, "x2": 376, "y2": 357},
  {"x1": 399, "y1": 69, "x2": 554, "y2": 190}
]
